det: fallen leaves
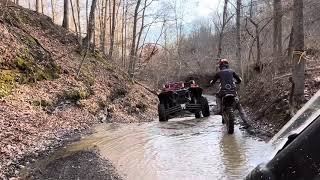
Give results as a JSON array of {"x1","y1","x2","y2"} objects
[{"x1": 0, "y1": 3, "x2": 157, "y2": 178}]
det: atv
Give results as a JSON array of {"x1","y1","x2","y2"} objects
[{"x1": 157, "y1": 81, "x2": 210, "y2": 122}]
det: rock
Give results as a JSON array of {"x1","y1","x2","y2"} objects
[{"x1": 98, "y1": 107, "x2": 112, "y2": 123}]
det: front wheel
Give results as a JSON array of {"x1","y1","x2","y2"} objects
[
  {"x1": 158, "y1": 104, "x2": 168, "y2": 122},
  {"x1": 226, "y1": 107, "x2": 235, "y2": 134}
]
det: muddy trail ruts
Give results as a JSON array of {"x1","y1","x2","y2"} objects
[
  {"x1": 22, "y1": 150, "x2": 122, "y2": 180},
  {"x1": 21, "y1": 95, "x2": 270, "y2": 180}
]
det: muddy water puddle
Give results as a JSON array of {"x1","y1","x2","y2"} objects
[{"x1": 68, "y1": 115, "x2": 271, "y2": 180}]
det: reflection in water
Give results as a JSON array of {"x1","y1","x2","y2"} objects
[
  {"x1": 67, "y1": 115, "x2": 269, "y2": 180},
  {"x1": 220, "y1": 133, "x2": 247, "y2": 179}
]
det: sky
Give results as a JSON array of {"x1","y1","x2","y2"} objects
[
  {"x1": 19, "y1": 0, "x2": 223, "y2": 43},
  {"x1": 192, "y1": 0, "x2": 221, "y2": 20},
  {"x1": 145, "y1": 0, "x2": 222, "y2": 43}
]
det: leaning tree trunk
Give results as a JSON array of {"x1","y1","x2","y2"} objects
[
  {"x1": 291, "y1": 0, "x2": 305, "y2": 105},
  {"x1": 62, "y1": 0, "x2": 69, "y2": 29}
]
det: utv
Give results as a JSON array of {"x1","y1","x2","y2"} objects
[{"x1": 157, "y1": 81, "x2": 210, "y2": 122}]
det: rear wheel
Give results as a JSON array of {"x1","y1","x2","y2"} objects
[
  {"x1": 195, "y1": 111, "x2": 201, "y2": 118},
  {"x1": 158, "y1": 104, "x2": 168, "y2": 122},
  {"x1": 193, "y1": 97, "x2": 202, "y2": 118},
  {"x1": 222, "y1": 115, "x2": 225, "y2": 124},
  {"x1": 226, "y1": 107, "x2": 235, "y2": 134},
  {"x1": 201, "y1": 97, "x2": 210, "y2": 117}
]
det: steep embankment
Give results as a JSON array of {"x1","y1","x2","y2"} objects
[
  {"x1": 0, "y1": 2, "x2": 157, "y2": 178},
  {"x1": 241, "y1": 53, "x2": 320, "y2": 137}
]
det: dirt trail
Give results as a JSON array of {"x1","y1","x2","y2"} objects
[{"x1": 23, "y1": 96, "x2": 272, "y2": 180}]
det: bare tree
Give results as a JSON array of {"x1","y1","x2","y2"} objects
[
  {"x1": 100, "y1": 0, "x2": 109, "y2": 54},
  {"x1": 273, "y1": 0, "x2": 283, "y2": 63},
  {"x1": 291, "y1": 0, "x2": 305, "y2": 107},
  {"x1": 86, "y1": 0, "x2": 89, "y2": 27},
  {"x1": 121, "y1": 0, "x2": 127, "y2": 68},
  {"x1": 246, "y1": 17, "x2": 273, "y2": 70},
  {"x1": 82, "y1": 0, "x2": 98, "y2": 49},
  {"x1": 236, "y1": 0, "x2": 242, "y2": 74},
  {"x1": 77, "y1": 0, "x2": 98, "y2": 77},
  {"x1": 108, "y1": 0, "x2": 117, "y2": 59},
  {"x1": 62, "y1": 0, "x2": 70, "y2": 29},
  {"x1": 51, "y1": 0, "x2": 56, "y2": 23},
  {"x1": 41, "y1": 0, "x2": 44, "y2": 14},
  {"x1": 36, "y1": 0, "x2": 40, "y2": 12},
  {"x1": 217, "y1": 0, "x2": 229, "y2": 59},
  {"x1": 70, "y1": 0, "x2": 78, "y2": 34},
  {"x1": 76, "y1": 0, "x2": 82, "y2": 45},
  {"x1": 128, "y1": 0, "x2": 142, "y2": 78}
]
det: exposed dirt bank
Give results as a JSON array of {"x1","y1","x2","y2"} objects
[
  {"x1": 0, "y1": 1, "x2": 157, "y2": 178},
  {"x1": 241, "y1": 53, "x2": 320, "y2": 137}
]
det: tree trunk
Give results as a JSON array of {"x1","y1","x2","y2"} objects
[
  {"x1": 108, "y1": 0, "x2": 117, "y2": 59},
  {"x1": 101, "y1": 0, "x2": 109, "y2": 54},
  {"x1": 217, "y1": 0, "x2": 228, "y2": 59},
  {"x1": 287, "y1": 27, "x2": 294, "y2": 59},
  {"x1": 51, "y1": 0, "x2": 55, "y2": 23},
  {"x1": 86, "y1": 0, "x2": 89, "y2": 27},
  {"x1": 98, "y1": 0, "x2": 105, "y2": 52},
  {"x1": 36, "y1": 0, "x2": 40, "y2": 12},
  {"x1": 292, "y1": 0, "x2": 305, "y2": 104},
  {"x1": 41, "y1": 0, "x2": 44, "y2": 14},
  {"x1": 83, "y1": 0, "x2": 98, "y2": 50},
  {"x1": 92, "y1": 20, "x2": 96, "y2": 52},
  {"x1": 256, "y1": 27, "x2": 261, "y2": 66},
  {"x1": 273, "y1": 0, "x2": 283, "y2": 66},
  {"x1": 123, "y1": 0, "x2": 128, "y2": 69},
  {"x1": 70, "y1": 0, "x2": 78, "y2": 34},
  {"x1": 121, "y1": 0, "x2": 126, "y2": 68},
  {"x1": 128, "y1": 0, "x2": 142, "y2": 78},
  {"x1": 62, "y1": 0, "x2": 70, "y2": 29},
  {"x1": 76, "y1": 0, "x2": 82, "y2": 46},
  {"x1": 236, "y1": 0, "x2": 242, "y2": 75},
  {"x1": 136, "y1": 0, "x2": 148, "y2": 57}
]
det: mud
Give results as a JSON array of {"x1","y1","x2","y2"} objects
[
  {"x1": 23, "y1": 150, "x2": 122, "y2": 180},
  {"x1": 20, "y1": 95, "x2": 272, "y2": 180}
]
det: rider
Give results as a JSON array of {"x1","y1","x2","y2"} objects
[{"x1": 210, "y1": 59, "x2": 242, "y2": 115}]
